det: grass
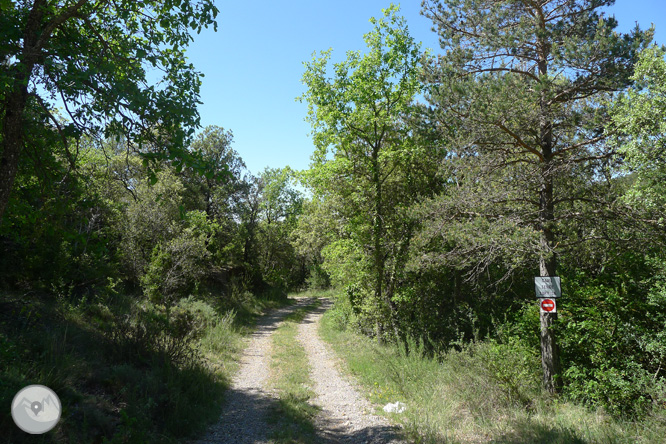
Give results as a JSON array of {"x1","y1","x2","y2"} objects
[
  {"x1": 268, "y1": 298, "x2": 322, "y2": 444},
  {"x1": 0, "y1": 287, "x2": 291, "y2": 443},
  {"x1": 316, "y1": 291, "x2": 666, "y2": 444}
]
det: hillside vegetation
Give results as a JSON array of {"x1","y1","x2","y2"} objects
[{"x1": 1, "y1": 1, "x2": 666, "y2": 442}]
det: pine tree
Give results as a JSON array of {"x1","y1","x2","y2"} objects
[{"x1": 421, "y1": 0, "x2": 653, "y2": 393}]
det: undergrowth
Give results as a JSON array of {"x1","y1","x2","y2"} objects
[
  {"x1": 318, "y1": 291, "x2": 666, "y2": 444},
  {"x1": 0, "y1": 287, "x2": 289, "y2": 443}
]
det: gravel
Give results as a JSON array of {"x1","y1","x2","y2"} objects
[
  {"x1": 192, "y1": 297, "x2": 405, "y2": 444},
  {"x1": 296, "y1": 299, "x2": 405, "y2": 444},
  {"x1": 190, "y1": 300, "x2": 310, "y2": 444}
]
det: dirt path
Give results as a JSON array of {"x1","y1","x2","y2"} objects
[
  {"x1": 191, "y1": 300, "x2": 311, "y2": 444},
  {"x1": 296, "y1": 300, "x2": 404, "y2": 444},
  {"x1": 193, "y1": 297, "x2": 404, "y2": 444}
]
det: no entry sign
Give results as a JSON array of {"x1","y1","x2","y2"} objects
[{"x1": 540, "y1": 298, "x2": 557, "y2": 314}]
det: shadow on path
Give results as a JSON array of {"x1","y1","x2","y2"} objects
[
  {"x1": 192, "y1": 297, "x2": 409, "y2": 444},
  {"x1": 191, "y1": 385, "x2": 408, "y2": 444}
]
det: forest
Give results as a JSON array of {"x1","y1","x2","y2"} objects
[{"x1": 1, "y1": 0, "x2": 666, "y2": 442}]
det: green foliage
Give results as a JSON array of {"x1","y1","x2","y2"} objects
[
  {"x1": 419, "y1": 0, "x2": 653, "y2": 280},
  {"x1": 252, "y1": 167, "x2": 305, "y2": 290},
  {"x1": 320, "y1": 239, "x2": 369, "y2": 290},
  {"x1": 558, "y1": 257, "x2": 666, "y2": 417},
  {"x1": 610, "y1": 45, "x2": 666, "y2": 224},
  {"x1": 3, "y1": 0, "x2": 666, "y2": 435},
  {"x1": 320, "y1": 295, "x2": 666, "y2": 443},
  {"x1": 305, "y1": 263, "x2": 330, "y2": 290},
  {"x1": 141, "y1": 211, "x2": 217, "y2": 307},
  {"x1": 3, "y1": 0, "x2": 219, "y2": 152},
  {"x1": 0, "y1": 291, "x2": 241, "y2": 443},
  {"x1": 0, "y1": 136, "x2": 118, "y2": 293},
  {"x1": 291, "y1": 196, "x2": 335, "y2": 290},
  {"x1": 0, "y1": 0, "x2": 220, "y2": 223},
  {"x1": 110, "y1": 301, "x2": 197, "y2": 367},
  {"x1": 118, "y1": 168, "x2": 185, "y2": 279},
  {"x1": 299, "y1": 5, "x2": 440, "y2": 343},
  {"x1": 183, "y1": 125, "x2": 243, "y2": 220},
  {"x1": 299, "y1": 4, "x2": 423, "y2": 160}
]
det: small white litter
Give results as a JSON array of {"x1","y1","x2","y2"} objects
[{"x1": 383, "y1": 401, "x2": 406, "y2": 413}]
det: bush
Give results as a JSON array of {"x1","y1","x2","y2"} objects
[
  {"x1": 327, "y1": 289, "x2": 355, "y2": 331},
  {"x1": 472, "y1": 338, "x2": 542, "y2": 408},
  {"x1": 558, "y1": 261, "x2": 666, "y2": 417},
  {"x1": 109, "y1": 301, "x2": 199, "y2": 367},
  {"x1": 175, "y1": 296, "x2": 220, "y2": 334},
  {"x1": 306, "y1": 263, "x2": 330, "y2": 290},
  {"x1": 141, "y1": 211, "x2": 216, "y2": 307}
]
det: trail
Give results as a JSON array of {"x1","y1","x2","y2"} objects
[
  {"x1": 191, "y1": 300, "x2": 310, "y2": 444},
  {"x1": 296, "y1": 300, "x2": 404, "y2": 444},
  {"x1": 193, "y1": 297, "x2": 405, "y2": 444}
]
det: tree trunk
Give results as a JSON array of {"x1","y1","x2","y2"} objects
[
  {"x1": 1, "y1": 0, "x2": 93, "y2": 223},
  {"x1": 539, "y1": 217, "x2": 561, "y2": 394},
  {"x1": 536, "y1": 8, "x2": 562, "y2": 394},
  {"x1": 538, "y1": 156, "x2": 561, "y2": 394},
  {"x1": 0, "y1": 94, "x2": 25, "y2": 223},
  {"x1": 538, "y1": 154, "x2": 561, "y2": 395},
  {"x1": 372, "y1": 143, "x2": 386, "y2": 345},
  {"x1": 0, "y1": 0, "x2": 47, "y2": 223}
]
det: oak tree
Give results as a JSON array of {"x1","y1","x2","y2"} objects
[
  {"x1": 300, "y1": 5, "x2": 440, "y2": 342},
  {"x1": 0, "y1": 0, "x2": 218, "y2": 222},
  {"x1": 610, "y1": 45, "x2": 666, "y2": 230}
]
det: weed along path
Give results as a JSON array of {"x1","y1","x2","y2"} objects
[
  {"x1": 192, "y1": 299, "x2": 312, "y2": 444},
  {"x1": 193, "y1": 296, "x2": 404, "y2": 443},
  {"x1": 296, "y1": 299, "x2": 405, "y2": 444}
]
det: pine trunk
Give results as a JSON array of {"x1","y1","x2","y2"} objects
[{"x1": 536, "y1": 6, "x2": 562, "y2": 394}]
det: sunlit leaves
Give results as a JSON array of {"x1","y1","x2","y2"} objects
[
  {"x1": 2, "y1": 0, "x2": 219, "y2": 176},
  {"x1": 610, "y1": 46, "x2": 666, "y2": 219}
]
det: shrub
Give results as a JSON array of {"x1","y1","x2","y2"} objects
[
  {"x1": 306, "y1": 263, "x2": 330, "y2": 290},
  {"x1": 175, "y1": 296, "x2": 219, "y2": 333},
  {"x1": 558, "y1": 263, "x2": 666, "y2": 417},
  {"x1": 109, "y1": 302, "x2": 198, "y2": 367},
  {"x1": 141, "y1": 211, "x2": 216, "y2": 307}
]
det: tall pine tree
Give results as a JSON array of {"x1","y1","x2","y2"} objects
[{"x1": 421, "y1": 0, "x2": 652, "y2": 393}]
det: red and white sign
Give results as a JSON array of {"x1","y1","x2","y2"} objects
[{"x1": 540, "y1": 298, "x2": 557, "y2": 314}]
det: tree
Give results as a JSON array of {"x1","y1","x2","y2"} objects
[
  {"x1": 609, "y1": 45, "x2": 666, "y2": 229},
  {"x1": 255, "y1": 167, "x2": 304, "y2": 290},
  {"x1": 421, "y1": 0, "x2": 652, "y2": 393},
  {"x1": 119, "y1": 168, "x2": 186, "y2": 282},
  {"x1": 291, "y1": 195, "x2": 338, "y2": 289},
  {"x1": 184, "y1": 126, "x2": 250, "y2": 220},
  {"x1": 0, "y1": 0, "x2": 219, "y2": 222},
  {"x1": 300, "y1": 5, "x2": 440, "y2": 343}
]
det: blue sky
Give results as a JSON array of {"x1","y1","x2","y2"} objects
[{"x1": 185, "y1": 1, "x2": 666, "y2": 176}]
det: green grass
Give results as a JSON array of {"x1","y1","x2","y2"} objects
[
  {"x1": 0, "y1": 288, "x2": 291, "y2": 443},
  {"x1": 317, "y1": 292, "x2": 666, "y2": 444},
  {"x1": 268, "y1": 298, "x2": 322, "y2": 444}
]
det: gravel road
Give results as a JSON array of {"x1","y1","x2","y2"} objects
[
  {"x1": 296, "y1": 300, "x2": 404, "y2": 444},
  {"x1": 192, "y1": 297, "x2": 405, "y2": 444},
  {"x1": 191, "y1": 300, "x2": 310, "y2": 444}
]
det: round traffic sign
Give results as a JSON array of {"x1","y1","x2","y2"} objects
[{"x1": 541, "y1": 298, "x2": 556, "y2": 312}]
